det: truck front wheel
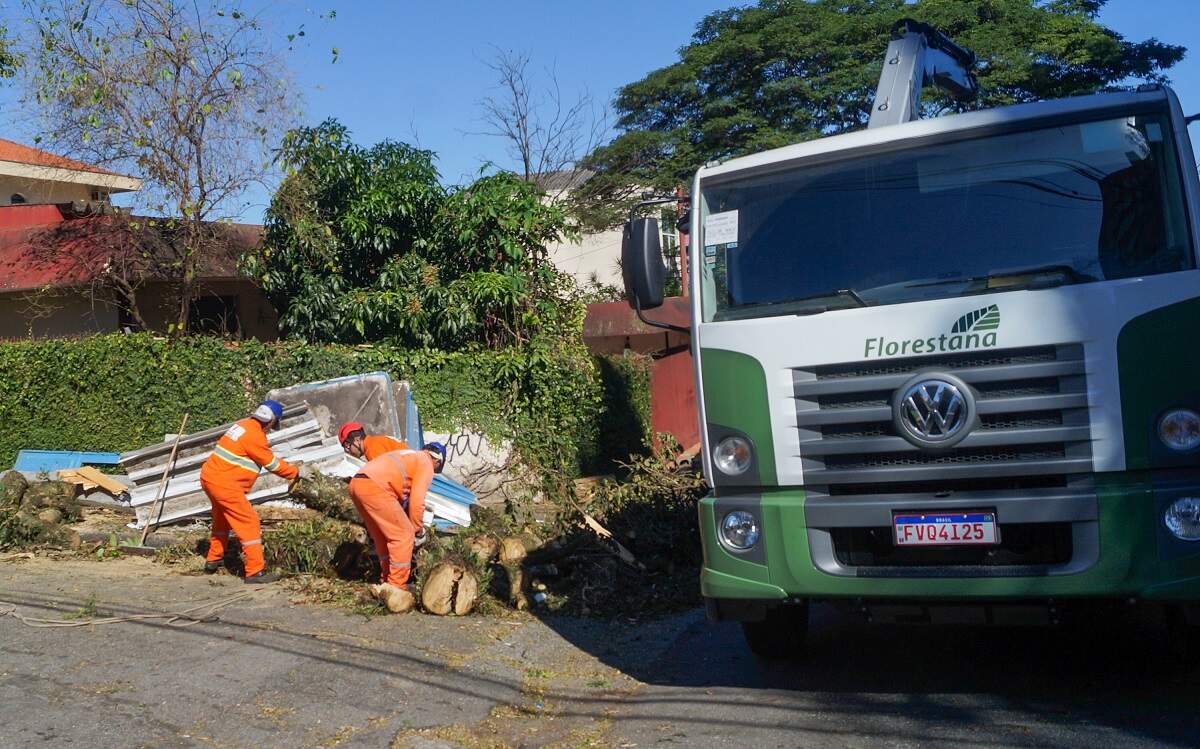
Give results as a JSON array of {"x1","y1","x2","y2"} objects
[{"x1": 741, "y1": 601, "x2": 809, "y2": 660}]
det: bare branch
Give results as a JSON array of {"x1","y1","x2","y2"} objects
[
  {"x1": 18, "y1": 0, "x2": 296, "y2": 334},
  {"x1": 473, "y1": 46, "x2": 608, "y2": 199}
]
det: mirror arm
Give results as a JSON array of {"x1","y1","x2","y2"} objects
[
  {"x1": 634, "y1": 294, "x2": 690, "y2": 335},
  {"x1": 1186, "y1": 113, "x2": 1200, "y2": 125},
  {"x1": 628, "y1": 195, "x2": 687, "y2": 224}
]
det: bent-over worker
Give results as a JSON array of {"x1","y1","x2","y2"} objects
[
  {"x1": 338, "y1": 422, "x2": 408, "y2": 461},
  {"x1": 347, "y1": 442, "x2": 446, "y2": 590},
  {"x1": 200, "y1": 400, "x2": 298, "y2": 583}
]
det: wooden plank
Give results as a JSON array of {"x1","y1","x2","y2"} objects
[{"x1": 58, "y1": 466, "x2": 128, "y2": 495}]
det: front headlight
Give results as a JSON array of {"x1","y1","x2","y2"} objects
[
  {"x1": 1165, "y1": 498, "x2": 1200, "y2": 541},
  {"x1": 1158, "y1": 409, "x2": 1200, "y2": 452},
  {"x1": 713, "y1": 436, "x2": 753, "y2": 476},
  {"x1": 721, "y1": 510, "x2": 761, "y2": 550}
]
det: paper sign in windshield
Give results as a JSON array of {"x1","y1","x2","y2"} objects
[{"x1": 704, "y1": 210, "x2": 739, "y2": 245}]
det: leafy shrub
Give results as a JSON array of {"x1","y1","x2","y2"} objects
[{"x1": 0, "y1": 335, "x2": 652, "y2": 486}]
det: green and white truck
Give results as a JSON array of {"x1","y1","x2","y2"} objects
[{"x1": 622, "y1": 20, "x2": 1200, "y2": 658}]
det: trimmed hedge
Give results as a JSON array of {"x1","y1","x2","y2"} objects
[{"x1": 0, "y1": 335, "x2": 652, "y2": 479}]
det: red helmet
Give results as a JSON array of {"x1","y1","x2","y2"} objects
[{"x1": 338, "y1": 422, "x2": 365, "y2": 444}]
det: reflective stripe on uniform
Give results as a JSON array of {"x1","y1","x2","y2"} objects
[
  {"x1": 389, "y1": 561, "x2": 411, "y2": 568},
  {"x1": 264, "y1": 458, "x2": 280, "y2": 472},
  {"x1": 241, "y1": 538, "x2": 262, "y2": 547},
  {"x1": 213, "y1": 445, "x2": 260, "y2": 474}
]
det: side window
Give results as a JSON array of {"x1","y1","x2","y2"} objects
[{"x1": 9, "y1": 193, "x2": 26, "y2": 205}]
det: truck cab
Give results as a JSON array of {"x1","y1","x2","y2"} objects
[{"x1": 623, "y1": 31, "x2": 1200, "y2": 658}]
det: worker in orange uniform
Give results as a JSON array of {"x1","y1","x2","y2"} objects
[
  {"x1": 200, "y1": 399, "x2": 298, "y2": 583},
  {"x1": 338, "y1": 422, "x2": 408, "y2": 461},
  {"x1": 346, "y1": 441, "x2": 446, "y2": 595}
]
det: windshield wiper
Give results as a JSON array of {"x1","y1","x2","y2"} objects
[
  {"x1": 975, "y1": 263, "x2": 1094, "y2": 287},
  {"x1": 905, "y1": 264, "x2": 1094, "y2": 292},
  {"x1": 716, "y1": 288, "x2": 869, "y2": 321}
]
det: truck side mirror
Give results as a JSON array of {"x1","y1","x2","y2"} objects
[{"x1": 622, "y1": 217, "x2": 665, "y2": 310}]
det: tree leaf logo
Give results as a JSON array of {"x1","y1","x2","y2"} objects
[{"x1": 951, "y1": 304, "x2": 1000, "y2": 334}]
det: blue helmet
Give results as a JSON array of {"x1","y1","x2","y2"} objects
[
  {"x1": 252, "y1": 399, "x2": 286, "y2": 428},
  {"x1": 423, "y1": 441, "x2": 447, "y2": 472}
]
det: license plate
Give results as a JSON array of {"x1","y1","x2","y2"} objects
[{"x1": 893, "y1": 512, "x2": 998, "y2": 546}]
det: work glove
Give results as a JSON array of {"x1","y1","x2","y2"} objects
[
  {"x1": 414, "y1": 528, "x2": 428, "y2": 549},
  {"x1": 297, "y1": 463, "x2": 316, "y2": 481}
]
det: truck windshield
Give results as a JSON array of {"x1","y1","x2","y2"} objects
[{"x1": 699, "y1": 113, "x2": 1193, "y2": 322}]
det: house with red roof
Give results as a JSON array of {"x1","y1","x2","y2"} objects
[
  {"x1": 0, "y1": 140, "x2": 279, "y2": 339},
  {"x1": 0, "y1": 138, "x2": 143, "y2": 206}
]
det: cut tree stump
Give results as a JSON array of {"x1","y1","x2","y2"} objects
[
  {"x1": 499, "y1": 536, "x2": 527, "y2": 565},
  {"x1": 466, "y1": 534, "x2": 499, "y2": 563},
  {"x1": 421, "y1": 561, "x2": 480, "y2": 616}
]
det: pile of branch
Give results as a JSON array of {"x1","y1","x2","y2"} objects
[
  {"x1": 268, "y1": 450, "x2": 704, "y2": 620},
  {"x1": 287, "y1": 473, "x2": 361, "y2": 524}
]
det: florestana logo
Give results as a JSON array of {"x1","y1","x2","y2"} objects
[{"x1": 864, "y1": 304, "x2": 1000, "y2": 358}]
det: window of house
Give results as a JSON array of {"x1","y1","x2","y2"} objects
[
  {"x1": 9, "y1": 193, "x2": 27, "y2": 205},
  {"x1": 189, "y1": 295, "x2": 241, "y2": 336}
]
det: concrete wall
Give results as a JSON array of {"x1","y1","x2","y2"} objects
[
  {"x1": 0, "y1": 177, "x2": 94, "y2": 206},
  {"x1": 0, "y1": 289, "x2": 120, "y2": 339},
  {"x1": 546, "y1": 227, "x2": 624, "y2": 288}
]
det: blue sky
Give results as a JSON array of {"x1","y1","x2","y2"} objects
[{"x1": 1, "y1": 0, "x2": 1197, "y2": 222}]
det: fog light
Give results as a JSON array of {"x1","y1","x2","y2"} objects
[
  {"x1": 721, "y1": 510, "x2": 760, "y2": 550},
  {"x1": 1158, "y1": 409, "x2": 1200, "y2": 452},
  {"x1": 713, "y1": 436, "x2": 752, "y2": 476},
  {"x1": 1165, "y1": 498, "x2": 1200, "y2": 541}
]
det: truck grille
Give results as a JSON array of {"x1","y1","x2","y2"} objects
[{"x1": 793, "y1": 345, "x2": 1092, "y2": 487}]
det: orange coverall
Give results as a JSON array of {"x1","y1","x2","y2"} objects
[
  {"x1": 362, "y1": 434, "x2": 408, "y2": 461},
  {"x1": 347, "y1": 450, "x2": 435, "y2": 588},
  {"x1": 199, "y1": 417, "x2": 298, "y2": 577}
]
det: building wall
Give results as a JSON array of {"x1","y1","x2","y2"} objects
[
  {"x1": 0, "y1": 177, "x2": 94, "y2": 206},
  {"x1": 0, "y1": 289, "x2": 120, "y2": 339},
  {"x1": 546, "y1": 227, "x2": 625, "y2": 288},
  {"x1": 0, "y1": 280, "x2": 279, "y2": 340},
  {"x1": 136, "y1": 279, "x2": 280, "y2": 340}
]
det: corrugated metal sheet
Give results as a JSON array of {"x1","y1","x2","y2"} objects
[
  {"x1": 13, "y1": 450, "x2": 121, "y2": 472},
  {"x1": 121, "y1": 405, "x2": 345, "y2": 528},
  {"x1": 121, "y1": 400, "x2": 476, "y2": 530}
]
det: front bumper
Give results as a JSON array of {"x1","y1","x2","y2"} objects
[{"x1": 699, "y1": 471, "x2": 1200, "y2": 604}]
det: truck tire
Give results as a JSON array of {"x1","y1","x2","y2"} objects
[{"x1": 741, "y1": 601, "x2": 809, "y2": 660}]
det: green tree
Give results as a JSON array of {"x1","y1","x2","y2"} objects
[
  {"x1": 245, "y1": 119, "x2": 580, "y2": 348},
  {"x1": 574, "y1": 0, "x2": 1186, "y2": 229},
  {"x1": 0, "y1": 23, "x2": 17, "y2": 79}
]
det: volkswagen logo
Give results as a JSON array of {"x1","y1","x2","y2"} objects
[{"x1": 892, "y1": 374, "x2": 976, "y2": 449}]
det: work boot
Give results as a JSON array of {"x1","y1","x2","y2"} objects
[
  {"x1": 243, "y1": 571, "x2": 282, "y2": 584},
  {"x1": 203, "y1": 560, "x2": 222, "y2": 574}
]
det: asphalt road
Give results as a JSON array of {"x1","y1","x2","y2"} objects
[{"x1": 1, "y1": 557, "x2": 1197, "y2": 748}]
